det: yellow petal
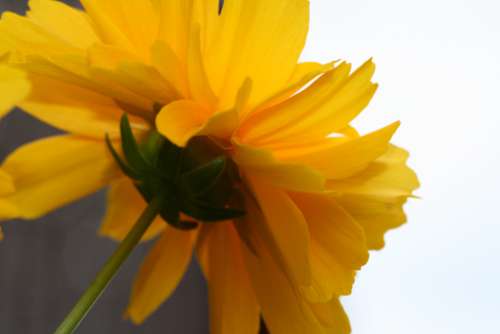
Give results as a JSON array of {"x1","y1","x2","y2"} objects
[
  {"x1": 241, "y1": 234, "x2": 327, "y2": 334},
  {"x1": 187, "y1": 24, "x2": 217, "y2": 106},
  {"x1": 20, "y1": 73, "x2": 148, "y2": 138},
  {"x1": 20, "y1": 55, "x2": 153, "y2": 112},
  {"x1": 0, "y1": 169, "x2": 14, "y2": 195},
  {"x1": 328, "y1": 145, "x2": 420, "y2": 197},
  {"x1": 244, "y1": 175, "x2": 312, "y2": 288},
  {"x1": 0, "y1": 12, "x2": 79, "y2": 57},
  {"x1": 197, "y1": 223, "x2": 260, "y2": 334},
  {"x1": 27, "y1": 0, "x2": 99, "y2": 49},
  {"x1": 337, "y1": 194, "x2": 409, "y2": 250},
  {"x1": 0, "y1": 13, "x2": 147, "y2": 112},
  {"x1": 80, "y1": 0, "x2": 159, "y2": 58},
  {"x1": 100, "y1": 178, "x2": 165, "y2": 242},
  {"x1": 151, "y1": 40, "x2": 189, "y2": 97},
  {"x1": 232, "y1": 141, "x2": 325, "y2": 192},
  {"x1": 155, "y1": 81, "x2": 250, "y2": 147},
  {"x1": 0, "y1": 65, "x2": 30, "y2": 117},
  {"x1": 204, "y1": 0, "x2": 309, "y2": 110},
  {"x1": 126, "y1": 227, "x2": 197, "y2": 324},
  {"x1": 153, "y1": 0, "x2": 193, "y2": 62},
  {"x1": 2, "y1": 135, "x2": 119, "y2": 219},
  {"x1": 280, "y1": 122, "x2": 400, "y2": 180},
  {"x1": 245, "y1": 61, "x2": 335, "y2": 118},
  {"x1": 0, "y1": 199, "x2": 20, "y2": 220},
  {"x1": 291, "y1": 193, "x2": 369, "y2": 302},
  {"x1": 155, "y1": 100, "x2": 211, "y2": 147},
  {"x1": 89, "y1": 44, "x2": 181, "y2": 105},
  {"x1": 330, "y1": 146, "x2": 419, "y2": 249},
  {"x1": 240, "y1": 60, "x2": 377, "y2": 144},
  {"x1": 309, "y1": 299, "x2": 351, "y2": 334}
]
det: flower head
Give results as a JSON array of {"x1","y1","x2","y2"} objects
[{"x1": 0, "y1": 0, "x2": 419, "y2": 333}]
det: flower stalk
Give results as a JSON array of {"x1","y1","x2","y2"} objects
[{"x1": 54, "y1": 196, "x2": 162, "y2": 334}]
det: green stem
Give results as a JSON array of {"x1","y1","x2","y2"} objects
[{"x1": 54, "y1": 197, "x2": 162, "y2": 334}]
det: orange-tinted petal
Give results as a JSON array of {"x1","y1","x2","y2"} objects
[
  {"x1": 291, "y1": 192, "x2": 369, "y2": 302},
  {"x1": 197, "y1": 223, "x2": 260, "y2": 334},
  {"x1": 244, "y1": 175, "x2": 312, "y2": 288},
  {"x1": 242, "y1": 234, "x2": 327, "y2": 334},
  {"x1": 126, "y1": 227, "x2": 198, "y2": 324}
]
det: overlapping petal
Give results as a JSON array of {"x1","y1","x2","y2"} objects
[
  {"x1": 203, "y1": 0, "x2": 309, "y2": 110},
  {"x1": 291, "y1": 193, "x2": 369, "y2": 302},
  {"x1": 19, "y1": 73, "x2": 148, "y2": 138},
  {"x1": 238, "y1": 60, "x2": 377, "y2": 144},
  {"x1": 27, "y1": 0, "x2": 99, "y2": 49},
  {"x1": 275, "y1": 122, "x2": 400, "y2": 180},
  {"x1": 329, "y1": 146, "x2": 420, "y2": 249},
  {"x1": 241, "y1": 228, "x2": 351, "y2": 334},
  {"x1": 197, "y1": 224, "x2": 260, "y2": 334},
  {"x1": 80, "y1": 0, "x2": 159, "y2": 59},
  {"x1": 126, "y1": 226, "x2": 198, "y2": 324}
]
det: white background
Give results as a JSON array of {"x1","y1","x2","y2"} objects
[{"x1": 301, "y1": 0, "x2": 500, "y2": 333}]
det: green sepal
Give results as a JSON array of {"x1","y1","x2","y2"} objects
[
  {"x1": 180, "y1": 156, "x2": 226, "y2": 197},
  {"x1": 140, "y1": 132, "x2": 164, "y2": 167},
  {"x1": 157, "y1": 140, "x2": 183, "y2": 181},
  {"x1": 181, "y1": 199, "x2": 245, "y2": 222},
  {"x1": 105, "y1": 134, "x2": 141, "y2": 179},
  {"x1": 120, "y1": 114, "x2": 151, "y2": 173},
  {"x1": 157, "y1": 193, "x2": 199, "y2": 230}
]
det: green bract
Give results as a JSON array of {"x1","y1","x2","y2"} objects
[{"x1": 106, "y1": 115, "x2": 245, "y2": 230}]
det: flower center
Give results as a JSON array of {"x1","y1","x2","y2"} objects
[{"x1": 106, "y1": 115, "x2": 245, "y2": 230}]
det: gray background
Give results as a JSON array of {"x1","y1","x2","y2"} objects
[{"x1": 0, "y1": 1, "x2": 209, "y2": 333}]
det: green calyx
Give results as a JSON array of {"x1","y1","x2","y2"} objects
[{"x1": 106, "y1": 114, "x2": 245, "y2": 230}]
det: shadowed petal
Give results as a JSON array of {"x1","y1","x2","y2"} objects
[{"x1": 126, "y1": 227, "x2": 198, "y2": 324}]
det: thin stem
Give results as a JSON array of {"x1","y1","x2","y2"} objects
[{"x1": 54, "y1": 197, "x2": 162, "y2": 334}]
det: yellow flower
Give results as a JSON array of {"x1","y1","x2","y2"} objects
[{"x1": 0, "y1": 0, "x2": 419, "y2": 333}]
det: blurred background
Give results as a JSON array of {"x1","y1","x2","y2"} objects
[{"x1": 0, "y1": 0, "x2": 499, "y2": 333}]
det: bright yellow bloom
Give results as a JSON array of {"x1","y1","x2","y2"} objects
[{"x1": 0, "y1": 0, "x2": 419, "y2": 333}]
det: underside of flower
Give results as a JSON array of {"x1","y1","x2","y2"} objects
[
  {"x1": 0, "y1": 0, "x2": 420, "y2": 333},
  {"x1": 107, "y1": 114, "x2": 244, "y2": 230}
]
